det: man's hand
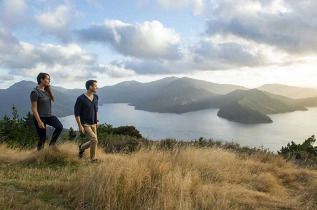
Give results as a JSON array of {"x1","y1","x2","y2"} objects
[
  {"x1": 38, "y1": 120, "x2": 45, "y2": 129},
  {"x1": 79, "y1": 125, "x2": 85, "y2": 134}
]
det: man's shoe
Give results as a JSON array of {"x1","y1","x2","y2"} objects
[{"x1": 78, "y1": 144, "x2": 84, "y2": 158}]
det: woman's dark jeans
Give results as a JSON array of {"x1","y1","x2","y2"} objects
[{"x1": 33, "y1": 116, "x2": 63, "y2": 151}]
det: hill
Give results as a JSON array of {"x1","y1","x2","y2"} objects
[
  {"x1": 131, "y1": 81, "x2": 220, "y2": 113},
  {"x1": 0, "y1": 78, "x2": 313, "y2": 124},
  {"x1": 217, "y1": 89, "x2": 307, "y2": 123},
  {"x1": 0, "y1": 77, "x2": 247, "y2": 118},
  {"x1": 98, "y1": 77, "x2": 179, "y2": 104},
  {"x1": 0, "y1": 80, "x2": 85, "y2": 118},
  {"x1": 258, "y1": 84, "x2": 317, "y2": 99},
  {"x1": 217, "y1": 101, "x2": 273, "y2": 123},
  {"x1": 0, "y1": 142, "x2": 316, "y2": 209},
  {"x1": 133, "y1": 87, "x2": 308, "y2": 123}
]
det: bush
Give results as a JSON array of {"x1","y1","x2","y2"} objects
[
  {"x1": 278, "y1": 135, "x2": 317, "y2": 160},
  {"x1": 68, "y1": 127, "x2": 77, "y2": 140},
  {"x1": 157, "y1": 138, "x2": 178, "y2": 150},
  {"x1": 0, "y1": 106, "x2": 38, "y2": 148},
  {"x1": 97, "y1": 124, "x2": 142, "y2": 138},
  {"x1": 193, "y1": 137, "x2": 222, "y2": 148}
]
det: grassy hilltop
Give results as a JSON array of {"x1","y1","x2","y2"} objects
[{"x1": 0, "y1": 142, "x2": 316, "y2": 210}]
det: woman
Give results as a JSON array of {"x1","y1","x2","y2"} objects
[{"x1": 30, "y1": 73, "x2": 63, "y2": 151}]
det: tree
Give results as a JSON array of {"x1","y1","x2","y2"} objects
[
  {"x1": 0, "y1": 106, "x2": 38, "y2": 148},
  {"x1": 68, "y1": 127, "x2": 77, "y2": 140},
  {"x1": 278, "y1": 135, "x2": 317, "y2": 160}
]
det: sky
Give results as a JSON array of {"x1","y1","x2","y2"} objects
[{"x1": 0, "y1": 0, "x2": 316, "y2": 89}]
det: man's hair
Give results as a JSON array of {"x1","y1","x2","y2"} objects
[{"x1": 85, "y1": 80, "x2": 97, "y2": 90}]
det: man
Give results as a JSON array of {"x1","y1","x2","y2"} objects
[{"x1": 74, "y1": 80, "x2": 99, "y2": 162}]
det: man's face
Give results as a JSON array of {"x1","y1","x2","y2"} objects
[{"x1": 90, "y1": 82, "x2": 98, "y2": 93}]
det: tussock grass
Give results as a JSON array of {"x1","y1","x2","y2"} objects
[
  {"x1": 0, "y1": 142, "x2": 80, "y2": 168},
  {"x1": 0, "y1": 143, "x2": 316, "y2": 209}
]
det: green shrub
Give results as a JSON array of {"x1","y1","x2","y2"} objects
[
  {"x1": 0, "y1": 106, "x2": 38, "y2": 148},
  {"x1": 68, "y1": 127, "x2": 77, "y2": 140},
  {"x1": 278, "y1": 135, "x2": 317, "y2": 160},
  {"x1": 97, "y1": 124, "x2": 142, "y2": 138}
]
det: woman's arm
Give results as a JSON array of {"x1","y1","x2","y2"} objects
[{"x1": 31, "y1": 101, "x2": 45, "y2": 129}]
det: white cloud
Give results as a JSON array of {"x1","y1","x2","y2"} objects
[
  {"x1": 0, "y1": 25, "x2": 139, "y2": 82},
  {"x1": 97, "y1": 63, "x2": 136, "y2": 78},
  {"x1": 76, "y1": 19, "x2": 181, "y2": 59},
  {"x1": 0, "y1": 25, "x2": 97, "y2": 81},
  {"x1": 3, "y1": 0, "x2": 27, "y2": 16},
  {"x1": 206, "y1": 0, "x2": 317, "y2": 55},
  {"x1": 1, "y1": 41, "x2": 95, "y2": 70},
  {"x1": 156, "y1": 0, "x2": 206, "y2": 15},
  {"x1": 0, "y1": 74, "x2": 14, "y2": 81},
  {"x1": 35, "y1": 4, "x2": 80, "y2": 42},
  {"x1": 1, "y1": 0, "x2": 316, "y2": 85},
  {"x1": 0, "y1": 25, "x2": 21, "y2": 54},
  {"x1": 1, "y1": 0, "x2": 28, "y2": 27}
]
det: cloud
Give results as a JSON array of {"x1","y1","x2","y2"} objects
[
  {"x1": 76, "y1": 19, "x2": 181, "y2": 60},
  {"x1": 105, "y1": 31, "x2": 301, "y2": 76},
  {"x1": 0, "y1": 25, "x2": 97, "y2": 81},
  {"x1": 156, "y1": 0, "x2": 207, "y2": 15},
  {"x1": 85, "y1": 0, "x2": 103, "y2": 8},
  {"x1": 0, "y1": 25, "x2": 138, "y2": 81},
  {"x1": 113, "y1": 59, "x2": 176, "y2": 75},
  {"x1": 135, "y1": 0, "x2": 149, "y2": 8},
  {"x1": 0, "y1": 0, "x2": 28, "y2": 28},
  {"x1": 193, "y1": 38, "x2": 272, "y2": 67},
  {"x1": 1, "y1": 0, "x2": 316, "y2": 81},
  {"x1": 95, "y1": 63, "x2": 136, "y2": 78},
  {"x1": 1, "y1": 42, "x2": 96, "y2": 70},
  {"x1": 0, "y1": 25, "x2": 21, "y2": 54},
  {"x1": 105, "y1": 36, "x2": 279, "y2": 76},
  {"x1": 205, "y1": 0, "x2": 317, "y2": 55},
  {"x1": 1, "y1": 1, "x2": 80, "y2": 42},
  {"x1": 35, "y1": 4, "x2": 80, "y2": 42},
  {"x1": 0, "y1": 75, "x2": 14, "y2": 81}
]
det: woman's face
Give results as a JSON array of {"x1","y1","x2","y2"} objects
[{"x1": 41, "y1": 75, "x2": 50, "y2": 86}]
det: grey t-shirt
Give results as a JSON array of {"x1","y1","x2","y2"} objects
[{"x1": 30, "y1": 87, "x2": 52, "y2": 117}]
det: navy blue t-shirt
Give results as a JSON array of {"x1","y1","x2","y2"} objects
[{"x1": 74, "y1": 94, "x2": 98, "y2": 125}]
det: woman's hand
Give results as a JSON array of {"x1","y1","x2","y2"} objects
[{"x1": 38, "y1": 120, "x2": 45, "y2": 129}]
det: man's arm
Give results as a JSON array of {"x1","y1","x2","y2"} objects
[
  {"x1": 96, "y1": 112, "x2": 98, "y2": 128},
  {"x1": 95, "y1": 94, "x2": 99, "y2": 128},
  {"x1": 74, "y1": 98, "x2": 85, "y2": 134},
  {"x1": 76, "y1": 116, "x2": 85, "y2": 134}
]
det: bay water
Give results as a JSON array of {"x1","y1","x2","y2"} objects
[{"x1": 60, "y1": 103, "x2": 317, "y2": 152}]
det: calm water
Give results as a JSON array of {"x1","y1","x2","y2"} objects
[{"x1": 60, "y1": 103, "x2": 317, "y2": 152}]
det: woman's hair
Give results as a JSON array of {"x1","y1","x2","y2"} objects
[{"x1": 37, "y1": 73, "x2": 55, "y2": 101}]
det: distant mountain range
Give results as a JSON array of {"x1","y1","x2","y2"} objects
[
  {"x1": 258, "y1": 84, "x2": 317, "y2": 99},
  {"x1": 1, "y1": 77, "x2": 317, "y2": 123}
]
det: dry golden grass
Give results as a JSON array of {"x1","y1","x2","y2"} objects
[{"x1": 0, "y1": 142, "x2": 316, "y2": 209}]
